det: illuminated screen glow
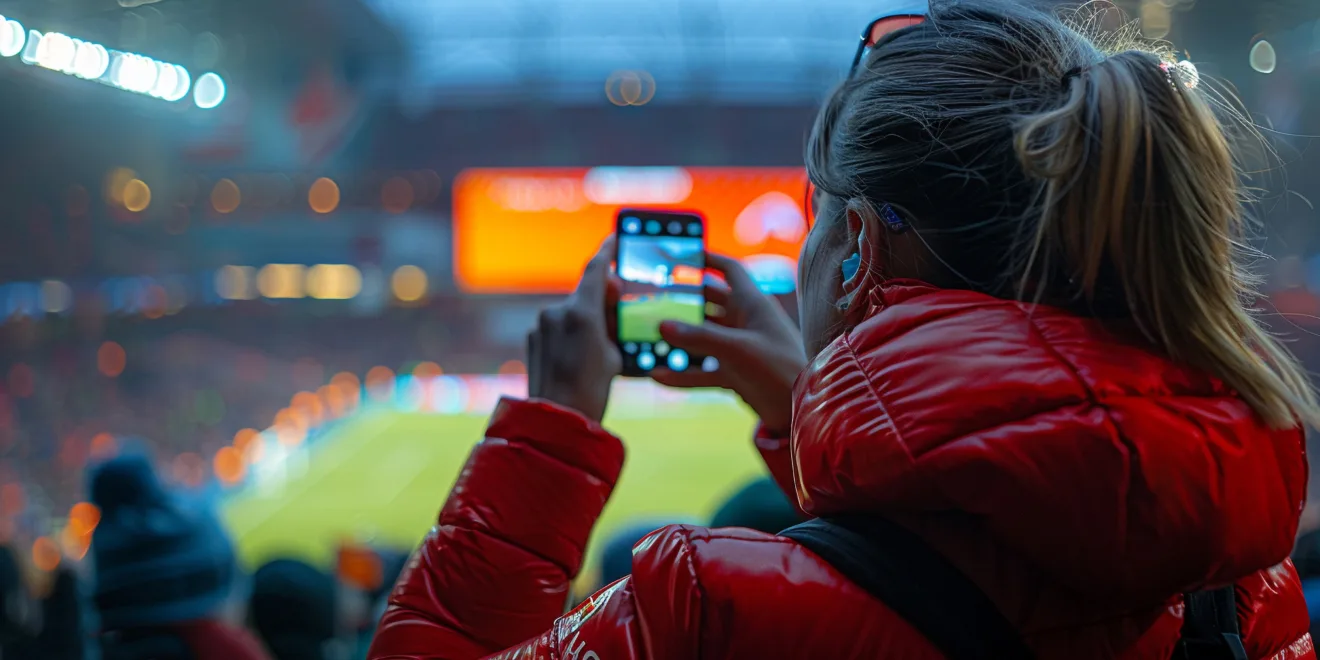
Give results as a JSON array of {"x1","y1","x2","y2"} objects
[
  {"x1": 452, "y1": 167, "x2": 807, "y2": 294},
  {"x1": 617, "y1": 234, "x2": 704, "y2": 343}
]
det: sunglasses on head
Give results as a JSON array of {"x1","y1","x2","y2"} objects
[
  {"x1": 805, "y1": 12, "x2": 928, "y2": 227},
  {"x1": 850, "y1": 14, "x2": 927, "y2": 76}
]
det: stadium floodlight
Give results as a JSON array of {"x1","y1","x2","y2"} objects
[
  {"x1": 166, "y1": 64, "x2": 190, "y2": 101},
  {"x1": 0, "y1": 16, "x2": 25, "y2": 58},
  {"x1": 73, "y1": 40, "x2": 109, "y2": 79},
  {"x1": 150, "y1": 60, "x2": 177, "y2": 98},
  {"x1": 1, "y1": 17, "x2": 206, "y2": 105},
  {"x1": 35, "y1": 31, "x2": 74, "y2": 71}
]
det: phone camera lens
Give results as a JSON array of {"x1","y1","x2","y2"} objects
[
  {"x1": 687, "y1": 222, "x2": 702, "y2": 236},
  {"x1": 667, "y1": 221, "x2": 683, "y2": 235},
  {"x1": 644, "y1": 220, "x2": 661, "y2": 235},
  {"x1": 637, "y1": 352, "x2": 656, "y2": 371},
  {"x1": 701, "y1": 356, "x2": 719, "y2": 372},
  {"x1": 667, "y1": 349, "x2": 689, "y2": 372},
  {"x1": 622, "y1": 342, "x2": 638, "y2": 354},
  {"x1": 623, "y1": 218, "x2": 641, "y2": 234}
]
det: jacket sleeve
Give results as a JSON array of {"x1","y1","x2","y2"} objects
[
  {"x1": 368, "y1": 398, "x2": 626, "y2": 660},
  {"x1": 753, "y1": 425, "x2": 806, "y2": 517},
  {"x1": 484, "y1": 525, "x2": 706, "y2": 660},
  {"x1": 1236, "y1": 560, "x2": 1316, "y2": 660}
]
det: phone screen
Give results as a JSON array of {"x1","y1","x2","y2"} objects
[{"x1": 615, "y1": 209, "x2": 708, "y2": 376}]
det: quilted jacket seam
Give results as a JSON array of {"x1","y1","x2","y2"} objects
[{"x1": 839, "y1": 332, "x2": 913, "y2": 463}]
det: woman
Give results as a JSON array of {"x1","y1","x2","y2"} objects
[{"x1": 370, "y1": 2, "x2": 1315, "y2": 657}]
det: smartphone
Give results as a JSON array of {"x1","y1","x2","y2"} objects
[{"x1": 615, "y1": 209, "x2": 710, "y2": 377}]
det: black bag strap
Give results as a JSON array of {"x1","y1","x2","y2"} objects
[
  {"x1": 781, "y1": 516, "x2": 1247, "y2": 660},
  {"x1": 779, "y1": 516, "x2": 1033, "y2": 660},
  {"x1": 1175, "y1": 587, "x2": 1248, "y2": 660}
]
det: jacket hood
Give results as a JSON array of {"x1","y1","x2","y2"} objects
[{"x1": 791, "y1": 281, "x2": 1307, "y2": 604}]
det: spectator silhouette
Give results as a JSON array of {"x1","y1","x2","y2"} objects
[
  {"x1": 250, "y1": 559, "x2": 340, "y2": 660},
  {"x1": 710, "y1": 476, "x2": 802, "y2": 535},
  {"x1": 90, "y1": 453, "x2": 269, "y2": 660}
]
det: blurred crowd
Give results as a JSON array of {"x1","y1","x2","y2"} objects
[
  {"x1": 0, "y1": 298, "x2": 516, "y2": 517},
  {"x1": 0, "y1": 448, "x2": 798, "y2": 660}
]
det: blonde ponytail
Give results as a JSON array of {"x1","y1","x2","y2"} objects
[{"x1": 1015, "y1": 50, "x2": 1319, "y2": 428}]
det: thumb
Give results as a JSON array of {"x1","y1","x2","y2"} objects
[{"x1": 659, "y1": 321, "x2": 749, "y2": 358}]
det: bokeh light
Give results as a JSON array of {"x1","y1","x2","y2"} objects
[
  {"x1": 1250, "y1": 39, "x2": 1277, "y2": 74},
  {"x1": 97, "y1": 341, "x2": 127, "y2": 377},
  {"x1": 90, "y1": 432, "x2": 117, "y2": 459},
  {"x1": 1140, "y1": 1, "x2": 1171, "y2": 39},
  {"x1": 319, "y1": 384, "x2": 347, "y2": 418},
  {"x1": 213, "y1": 446, "x2": 245, "y2": 485},
  {"x1": 412, "y1": 361, "x2": 442, "y2": 379},
  {"x1": 233, "y1": 428, "x2": 259, "y2": 454},
  {"x1": 0, "y1": 16, "x2": 25, "y2": 58},
  {"x1": 67, "y1": 502, "x2": 100, "y2": 535},
  {"x1": 308, "y1": 177, "x2": 340, "y2": 214},
  {"x1": 332, "y1": 371, "x2": 361, "y2": 396},
  {"x1": 391, "y1": 265, "x2": 428, "y2": 302},
  {"x1": 142, "y1": 284, "x2": 168, "y2": 319},
  {"x1": 40, "y1": 280, "x2": 72, "y2": 313},
  {"x1": 381, "y1": 176, "x2": 415, "y2": 213},
  {"x1": 32, "y1": 536, "x2": 61, "y2": 571},
  {"x1": 104, "y1": 167, "x2": 136, "y2": 206},
  {"x1": 305, "y1": 264, "x2": 362, "y2": 300},
  {"x1": 606, "y1": 70, "x2": 656, "y2": 106},
  {"x1": 60, "y1": 524, "x2": 91, "y2": 561},
  {"x1": 215, "y1": 265, "x2": 257, "y2": 300},
  {"x1": 194, "y1": 72, "x2": 226, "y2": 109},
  {"x1": 291, "y1": 391, "x2": 325, "y2": 425},
  {"x1": 257, "y1": 264, "x2": 307, "y2": 299},
  {"x1": 274, "y1": 407, "x2": 309, "y2": 447},
  {"x1": 365, "y1": 366, "x2": 395, "y2": 401},
  {"x1": 122, "y1": 179, "x2": 151, "y2": 212},
  {"x1": 245, "y1": 436, "x2": 266, "y2": 465},
  {"x1": 211, "y1": 178, "x2": 241, "y2": 213}
]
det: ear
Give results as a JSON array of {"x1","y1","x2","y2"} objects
[{"x1": 841, "y1": 206, "x2": 887, "y2": 296}]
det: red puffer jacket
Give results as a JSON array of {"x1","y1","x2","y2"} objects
[{"x1": 370, "y1": 282, "x2": 1314, "y2": 660}]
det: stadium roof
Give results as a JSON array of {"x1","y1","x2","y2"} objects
[{"x1": 367, "y1": 0, "x2": 929, "y2": 107}]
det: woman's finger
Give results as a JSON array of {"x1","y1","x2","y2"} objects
[
  {"x1": 570, "y1": 236, "x2": 617, "y2": 309},
  {"x1": 659, "y1": 321, "x2": 750, "y2": 361},
  {"x1": 703, "y1": 303, "x2": 738, "y2": 328},
  {"x1": 651, "y1": 367, "x2": 726, "y2": 390},
  {"x1": 605, "y1": 276, "x2": 621, "y2": 340},
  {"x1": 703, "y1": 282, "x2": 732, "y2": 308},
  {"x1": 705, "y1": 252, "x2": 759, "y2": 294}
]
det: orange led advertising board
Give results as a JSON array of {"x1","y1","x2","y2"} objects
[{"x1": 453, "y1": 167, "x2": 809, "y2": 294}]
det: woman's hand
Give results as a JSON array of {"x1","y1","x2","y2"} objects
[
  {"x1": 527, "y1": 238, "x2": 622, "y2": 422},
  {"x1": 651, "y1": 253, "x2": 807, "y2": 435}
]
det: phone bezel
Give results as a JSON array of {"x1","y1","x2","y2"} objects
[{"x1": 613, "y1": 208, "x2": 708, "y2": 378}]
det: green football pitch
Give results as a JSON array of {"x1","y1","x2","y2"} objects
[
  {"x1": 221, "y1": 400, "x2": 766, "y2": 595},
  {"x1": 618, "y1": 295, "x2": 704, "y2": 343}
]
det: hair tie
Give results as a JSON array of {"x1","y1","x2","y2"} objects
[
  {"x1": 879, "y1": 204, "x2": 909, "y2": 234},
  {"x1": 1158, "y1": 61, "x2": 1183, "y2": 89}
]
